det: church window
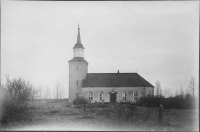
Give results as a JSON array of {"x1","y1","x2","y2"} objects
[
  {"x1": 100, "y1": 92, "x2": 104, "y2": 101},
  {"x1": 77, "y1": 49, "x2": 79, "y2": 51},
  {"x1": 89, "y1": 91, "x2": 93, "y2": 101},
  {"x1": 134, "y1": 91, "x2": 138, "y2": 102},
  {"x1": 123, "y1": 91, "x2": 127, "y2": 102}
]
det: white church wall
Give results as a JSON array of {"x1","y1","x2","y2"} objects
[{"x1": 82, "y1": 87, "x2": 154, "y2": 103}]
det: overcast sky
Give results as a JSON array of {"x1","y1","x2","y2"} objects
[{"x1": 1, "y1": 1, "x2": 199, "y2": 98}]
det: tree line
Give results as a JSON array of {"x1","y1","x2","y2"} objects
[
  {"x1": 139, "y1": 76, "x2": 197, "y2": 109},
  {"x1": 154, "y1": 76, "x2": 196, "y2": 98}
]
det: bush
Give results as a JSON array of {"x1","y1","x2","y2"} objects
[
  {"x1": 0, "y1": 76, "x2": 34, "y2": 124},
  {"x1": 73, "y1": 97, "x2": 88, "y2": 105},
  {"x1": 163, "y1": 94, "x2": 197, "y2": 109},
  {"x1": 137, "y1": 96, "x2": 164, "y2": 107},
  {"x1": 97, "y1": 104, "x2": 157, "y2": 127},
  {"x1": 136, "y1": 95, "x2": 197, "y2": 109},
  {"x1": 1, "y1": 99, "x2": 30, "y2": 124}
]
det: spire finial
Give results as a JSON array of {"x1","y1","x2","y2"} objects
[{"x1": 77, "y1": 24, "x2": 81, "y2": 43}]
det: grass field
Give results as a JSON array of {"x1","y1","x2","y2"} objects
[{"x1": 0, "y1": 101, "x2": 198, "y2": 131}]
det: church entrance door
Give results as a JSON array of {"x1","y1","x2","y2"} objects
[
  {"x1": 109, "y1": 90, "x2": 117, "y2": 104},
  {"x1": 110, "y1": 94, "x2": 116, "y2": 103}
]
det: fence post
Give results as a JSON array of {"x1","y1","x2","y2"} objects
[{"x1": 159, "y1": 104, "x2": 163, "y2": 125}]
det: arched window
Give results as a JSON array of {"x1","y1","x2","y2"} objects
[
  {"x1": 100, "y1": 92, "x2": 104, "y2": 101},
  {"x1": 134, "y1": 91, "x2": 138, "y2": 102},
  {"x1": 89, "y1": 91, "x2": 93, "y2": 101},
  {"x1": 123, "y1": 91, "x2": 127, "y2": 102}
]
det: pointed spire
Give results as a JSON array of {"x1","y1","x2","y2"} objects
[
  {"x1": 77, "y1": 24, "x2": 81, "y2": 43},
  {"x1": 73, "y1": 24, "x2": 84, "y2": 49}
]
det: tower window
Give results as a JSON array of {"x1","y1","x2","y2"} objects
[{"x1": 89, "y1": 91, "x2": 93, "y2": 101}]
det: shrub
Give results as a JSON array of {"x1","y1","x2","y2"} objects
[
  {"x1": 73, "y1": 97, "x2": 88, "y2": 105},
  {"x1": 1, "y1": 99, "x2": 30, "y2": 124},
  {"x1": 0, "y1": 76, "x2": 34, "y2": 124},
  {"x1": 136, "y1": 95, "x2": 197, "y2": 109},
  {"x1": 98, "y1": 104, "x2": 157, "y2": 128},
  {"x1": 137, "y1": 96, "x2": 163, "y2": 107}
]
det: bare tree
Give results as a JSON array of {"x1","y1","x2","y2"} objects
[
  {"x1": 55, "y1": 83, "x2": 60, "y2": 100},
  {"x1": 1, "y1": 76, "x2": 35, "y2": 124},
  {"x1": 37, "y1": 86, "x2": 42, "y2": 102},
  {"x1": 188, "y1": 76, "x2": 195, "y2": 97},
  {"x1": 45, "y1": 87, "x2": 50, "y2": 102},
  {"x1": 0, "y1": 83, "x2": 7, "y2": 104},
  {"x1": 53, "y1": 90, "x2": 56, "y2": 99},
  {"x1": 179, "y1": 85, "x2": 184, "y2": 98},
  {"x1": 4, "y1": 75, "x2": 34, "y2": 103},
  {"x1": 59, "y1": 87, "x2": 64, "y2": 99},
  {"x1": 30, "y1": 88, "x2": 38, "y2": 103},
  {"x1": 154, "y1": 81, "x2": 162, "y2": 97},
  {"x1": 163, "y1": 87, "x2": 172, "y2": 98},
  {"x1": 55, "y1": 83, "x2": 64, "y2": 100},
  {"x1": 175, "y1": 88, "x2": 179, "y2": 96}
]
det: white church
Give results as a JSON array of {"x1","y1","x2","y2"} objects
[{"x1": 68, "y1": 26, "x2": 154, "y2": 103}]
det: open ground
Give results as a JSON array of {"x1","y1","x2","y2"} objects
[{"x1": 0, "y1": 101, "x2": 198, "y2": 131}]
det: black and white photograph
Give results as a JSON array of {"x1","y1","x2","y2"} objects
[{"x1": 0, "y1": 0, "x2": 199, "y2": 131}]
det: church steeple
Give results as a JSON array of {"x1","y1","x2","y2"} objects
[
  {"x1": 73, "y1": 24, "x2": 84, "y2": 49},
  {"x1": 73, "y1": 24, "x2": 85, "y2": 57}
]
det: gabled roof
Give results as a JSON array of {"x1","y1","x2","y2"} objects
[
  {"x1": 68, "y1": 57, "x2": 88, "y2": 64},
  {"x1": 82, "y1": 73, "x2": 154, "y2": 88}
]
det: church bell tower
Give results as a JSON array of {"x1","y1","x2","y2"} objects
[{"x1": 68, "y1": 25, "x2": 88, "y2": 102}]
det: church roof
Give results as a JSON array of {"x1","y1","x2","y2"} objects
[
  {"x1": 82, "y1": 73, "x2": 154, "y2": 88},
  {"x1": 73, "y1": 25, "x2": 85, "y2": 49},
  {"x1": 68, "y1": 57, "x2": 88, "y2": 64}
]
